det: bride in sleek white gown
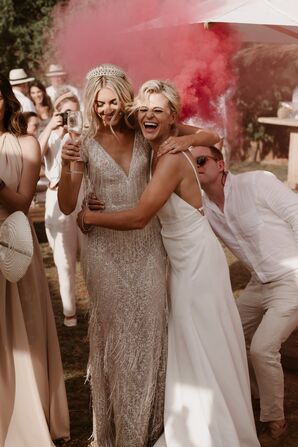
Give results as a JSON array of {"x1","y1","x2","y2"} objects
[{"x1": 77, "y1": 80, "x2": 260, "y2": 447}]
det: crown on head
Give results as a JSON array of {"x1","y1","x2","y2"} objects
[{"x1": 86, "y1": 64, "x2": 126, "y2": 81}]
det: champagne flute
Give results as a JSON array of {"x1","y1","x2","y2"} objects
[{"x1": 67, "y1": 111, "x2": 84, "y2": 173}]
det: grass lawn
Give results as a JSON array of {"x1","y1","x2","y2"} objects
[{"x1": 40, "y1": 161, "x2": 297, "y2": 446}]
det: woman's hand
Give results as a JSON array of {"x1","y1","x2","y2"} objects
[
  {"x1": 61, "y1": 138, "x2": 82, "y2": 167},
  {"x1": 77, "y1": 206, "x2": 93, "y2": 234},
  {"x1": 48, "y1": 112, "x2": 64, "y2": 131},
  {"x1": 84, "y1": 192, "x2": 105, "y2": 211},
  {"x1": 158, "y1": 135, "x2": 193, "y2": 156}
]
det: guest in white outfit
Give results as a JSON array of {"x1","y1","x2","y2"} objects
[
  {"x1": 77, "y1": 80, "x2": 260, "y2": 447},
  {"x1": 9, "y1": 68, "x2": 36, "y2": 112},
  {"x1": 45, "y1": 64, "x2": 81, "y2": 104},
  {"x1": 39, "y1": 88, "x2": 82, "y2": 327},
  {"x1": 191, "y1": 144, "x2": 298, "y2": 447}
]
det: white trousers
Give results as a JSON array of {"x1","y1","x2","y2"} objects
[
  {"x1": 237, "y1": 271, "x2": 298, "y2": 422},
  {"x1": 45, "y1": 188, "x2": 81, "y2": 317}
]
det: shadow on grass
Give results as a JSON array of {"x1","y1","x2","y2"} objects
[
  {"x1": 40, "y1": 242, "x2": 92, "y2": 446},
  {"x1": 57, "y1": 310, "x2": 91, "y2": 446},
  {"x1": 65, "y1": 375, "x2": 92, "y2": 445}
]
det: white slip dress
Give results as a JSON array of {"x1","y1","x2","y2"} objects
[{"x1": 153, "y1": 152, "x2": 260, "y2": 447}]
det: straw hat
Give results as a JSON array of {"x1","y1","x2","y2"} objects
[
  {"x1": 9, "y1": 68, "x2": 35, "y2": 85},
  {"x1": 46, "y1": 64, "x2": 67, "y2": 77},
  {"x1": 0, "y1": 211, "x2": 33, "y2": 282}
]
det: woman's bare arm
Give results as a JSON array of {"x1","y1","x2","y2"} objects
[
  {"x1": 0, "y1": 135, "x2": 40, "y2": 214},
  {"x1": 58, "y1": 137, "x2": 83, "y2": 215},
  {"x1": 38, "y1": 113, "x2": 64, "y2": 157},
  {"x1": 158, "y1": 124, "x2": 221, "y2": 155}
]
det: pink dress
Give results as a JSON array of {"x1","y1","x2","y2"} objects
[{"x1": 0, "y1": 133, "x2": 70, "y2": 446}]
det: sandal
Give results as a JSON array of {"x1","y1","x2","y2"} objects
[
  {"x1": 63, "y1": 315, "x2": 77, "y2": 327},
  {"x1": 259, "y1": 421, "x2": 288, "y2": 447}
]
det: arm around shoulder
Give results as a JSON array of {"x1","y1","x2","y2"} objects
[
  {"x1": 82, "y1": 153, "x2": 182, "y2": 231},
  {"x1": 177, "y1": 123, "x2": 220, "y2": 146}
]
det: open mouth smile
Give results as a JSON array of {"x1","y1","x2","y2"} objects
[{"x1": 143, "y1": 122, "x2": 158, "y2": 130}]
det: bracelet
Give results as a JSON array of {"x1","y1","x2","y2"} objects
[
  {"x1": 65, "y1": 169, "x2": 84, "y2": 174},
  {"x1": 81, "y1": 208, "x2": 93, "y2": 233}
]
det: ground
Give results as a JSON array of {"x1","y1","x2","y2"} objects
[{"x1": 38, "y1": 160, "x2": 297, "y2": 446}]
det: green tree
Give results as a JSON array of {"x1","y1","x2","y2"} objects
[{"x1": 0, "y1": 0, "x2": 62, "y2": 77}]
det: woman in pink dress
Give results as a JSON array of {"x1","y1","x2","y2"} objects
[{"x1": 0, "y1": 73, "x2": 69, "y2": 446}]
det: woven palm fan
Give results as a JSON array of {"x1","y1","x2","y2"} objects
[{"x1": 0, "y1": 211, "x2": 33, "y2": 282}]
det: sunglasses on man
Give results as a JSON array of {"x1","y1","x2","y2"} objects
[{"x1": 196, "y1": 155, "x2": 219, "y2": 167}]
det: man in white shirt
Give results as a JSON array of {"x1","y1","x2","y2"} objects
[
  {"x1": 45, "y1": 64, "x2": 81, "y2": 104},
  {"x1": 9, "y1": 68, "x2": 36, "y2": 112},
  {"x1": 191, "y1": 145, "x2": 298, "y2": 447}
]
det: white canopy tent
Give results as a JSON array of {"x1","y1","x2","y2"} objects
[
  {"x1": 135, "y1": 0, "x2": 298, "y2": 43},
  {"x1": 184, "y1": 0, "x2": 298, "y2": 26},
  {"x1": 186, "y1": 0, "x2": 298, "y2": 44}
]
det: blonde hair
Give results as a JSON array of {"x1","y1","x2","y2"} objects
[
  {"x1": 83, "y1": 64, "x2": 134, "y2": 138},
  {"x1": 134, "y1": 80, "x2": 181, "y2": 116},
  {"x1": 53, "y1": 87, "x2": 79, "y2": 112}
]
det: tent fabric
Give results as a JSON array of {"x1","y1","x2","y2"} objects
[
  {"x1": 186, "y1": 0, "x2": 298, "y2": 26},
  {"x1": 138, "y1": 0, "x2": 298, "y2": 30},
  {"x1": 132, "y1": 1, "x2": 298, "y2": 44}
]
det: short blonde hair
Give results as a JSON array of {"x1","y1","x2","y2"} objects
[
  {"x1": 134, "y1": 80, "x2": 181, "y2": 116},
  {"x1": 83, "y1": 64, "x2": 134, "y2": 138}
]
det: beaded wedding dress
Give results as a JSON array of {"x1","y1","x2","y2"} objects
[{"x1": 82, "y1": 132, "x2": 168, "y2": 446}]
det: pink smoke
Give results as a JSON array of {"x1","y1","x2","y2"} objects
[{"x1": 51, "y1": 0, "x2": 240, "y2": 126}]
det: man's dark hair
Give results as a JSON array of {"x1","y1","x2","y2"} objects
[{"x1": 208, "y1": 146, "x2": 224, "y2": 161}]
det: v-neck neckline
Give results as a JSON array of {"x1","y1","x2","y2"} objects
[{"x1": 94, "y1": 132, "x2": 136, "y2": 179}]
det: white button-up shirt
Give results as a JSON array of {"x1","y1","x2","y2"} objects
[
  {"x1": 13, "y1": 88, "x2": 36, "y2": 113},
  {"x1": 203, "y1": 171, "x2": 298, "y2": 283}
]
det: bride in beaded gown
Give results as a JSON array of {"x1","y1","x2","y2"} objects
[
  {"x1": 83, "y1": 131, "x2": 168, "y2": 446},
  {"x1": 59, "y1": 66, "x2": 167, "y2": 447}
]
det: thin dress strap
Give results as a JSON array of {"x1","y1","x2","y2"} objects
[
  {"x1": 182, "y1": 151, "x2": 202, "y2": 192},
  {"x1": 181, "y1": 151, "x2": 204, "y2": 215}
]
